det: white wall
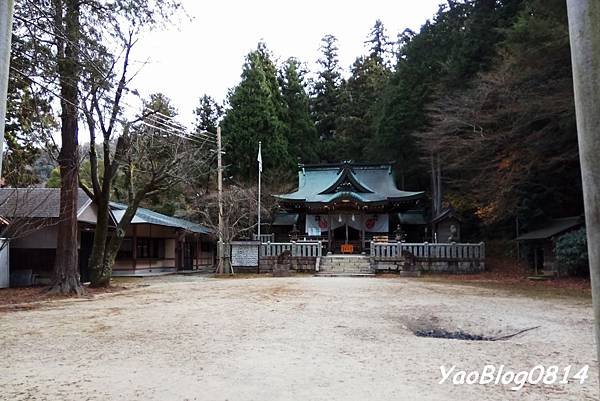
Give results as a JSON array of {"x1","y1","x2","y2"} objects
[{"x1": 0, "y1": 240, "x2": 9, "y2": 288}]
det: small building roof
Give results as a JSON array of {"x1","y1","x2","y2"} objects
[
  {"x1": 0, "y1": 188, "x2": 91, "y2": 219},
  {"x1": 397, "y1": 210, "x2": 427, "y2": 225},
  {"x1": 275, "y1": 162, "x2": 423, "y2": 206},
  {"x1": 272, "y1": 213, "x2": 299, "y2": 226},
  {"x1": 109, "y1": 202, "x2": 211, "y2": 235},
  {"x1": 515, "y1": 216, "x2": 583, "y2": 241},
  {"x1": 431, "y1": 208, "x2": 463, "y2": 224}
]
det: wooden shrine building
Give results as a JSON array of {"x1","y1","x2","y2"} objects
[{"x1": 274, "y1": 162, "x2": 425, "y2": 254}]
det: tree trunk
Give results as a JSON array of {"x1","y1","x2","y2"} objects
[
  {"x1": 92, "y1": 195, "x2": 144, "y2": 287},
  {"x1": 88, "y1": 193, "x2": 109, "y2": 286},
  {"x1": 48, "y1": 0, "x2": 82, "y2": 295}
]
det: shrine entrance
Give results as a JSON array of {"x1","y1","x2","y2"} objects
[{"x1": 332, "y1": 224, "x2": 362, "y2": 254}]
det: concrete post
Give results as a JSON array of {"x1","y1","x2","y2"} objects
[
  {"x1": 566, "y1": 0, "x2": 600, "y2": 381},
  {"x1": 0, "y1": 0, "x2": 15, "y2": 180},
  {"x1": 216, "y1": 126, "x2": 224, "y2": 274}
]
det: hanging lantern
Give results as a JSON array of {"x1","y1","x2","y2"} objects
[
  {"x1": 338, "y1": 214, "x2": 342, "y2": 223},
  {"x1": 351, "y1": 214, "x2": 355, "y2": 222}
]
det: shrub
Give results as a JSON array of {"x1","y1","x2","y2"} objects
[{"x1": 555, "y1": 228, "x2": 589, "y2": 276}]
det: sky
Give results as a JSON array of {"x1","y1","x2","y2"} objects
[{"x1": 128, "y1": 0, "x2": 442, "y2": 126}]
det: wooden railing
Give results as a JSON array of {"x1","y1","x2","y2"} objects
[
  {"x1": 370, "y1": 242, "x2": 485, "y2": 261},
  {"x1": 260, "y1": 241, "x2": 323, "y2": 257}
]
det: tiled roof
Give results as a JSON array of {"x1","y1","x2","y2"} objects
[
  {"x1": 0, "y1": 188, "x2": 90, "y2": 218},
  {"x1": 398, "y1": 210, "x2": 427, "y2": 225},
  {"x1": 515, "y1": 216, "x2": 583, "y2": 240},
  {"x1": 275, "y1": 162, "x2": 423, "y2": 205},
  {"x1": 272, "y1": 213, "x2": 299, "y2": 226},
  {"x1": 110, "y1": 202, "x2": 211, "y2": 234}
]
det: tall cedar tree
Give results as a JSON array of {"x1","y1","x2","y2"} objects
[
  {"x1": 52, "y1": 0, "x2": 83, "y2": 294},
  {"x1": 279, "y1": 58, "x2": 319, "y2": 164},
  {"x1": 221, "y1": 43, "x2": 292, "y2": 181},
  {"x1": 337, "y1": 20, "x2": 392, "y2": 164},
  {"x1": 311, "y1": 34, "x2": 343, "y2": 162},
  {"x1": 372, "y1": 0, "x2": 522, "y2": 192},
  {"x1": 5, "y1": 26, "x2": 56, "y2": 187},
  {"x1": 194, "y1": 94, "x2": 222, "y2": 134}
]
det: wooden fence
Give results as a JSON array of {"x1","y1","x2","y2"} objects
[
  {"x1": 370, "y1": 242, "x2": 485, "y2": 261},
  {"x1": 260, "y1": 241, "x2": 323, "y2": 257},
  {"x1": 253, "y1": 233, "x2": 275, "y2": 242}
]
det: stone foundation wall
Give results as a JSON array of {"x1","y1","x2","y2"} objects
[
  {"x1": 415, "y1": 260, "x2": 485, "y2": 274},
  {"x1": 371, "y1": 258, "x2": 485, "y2": 274},
  {"x1": 257, "y1": 256, "x2": 317, "y2": 273}
]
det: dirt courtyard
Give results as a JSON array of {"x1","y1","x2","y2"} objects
[{"x1": 0, "y1": 275, "x2": 597, "y2": 401}]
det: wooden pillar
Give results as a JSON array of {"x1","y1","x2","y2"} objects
[
  {"x1": 149, "y1": 224, "x2": 152, "y2": 270},
  {"x1": 327, "y1": 211, "x2": 332, "y2": 254},
  {"x1": 132, "y1": 224, "x2": 137, "y2": 271},
  {"x1": 345, "y1": 218, "x2": 348, "y2": 245},
  {"x1": 360, "y1": 212, "x2": 365, "y2": 253},
  {"x1": 196, "y1": 236, "x2": 200, "y2": 270}
]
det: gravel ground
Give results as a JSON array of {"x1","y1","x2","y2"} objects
[{"x1": 0, "y1": 275, "x2": 597, "y2": 401}]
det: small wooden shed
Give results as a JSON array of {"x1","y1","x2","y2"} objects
[{"x1": 515, "y1": 216, "x2": 584, "y2": 275}]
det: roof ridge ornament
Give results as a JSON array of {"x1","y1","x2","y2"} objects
[{"x1": 320, "y1": 164, "x2": 374, "y2": 195}]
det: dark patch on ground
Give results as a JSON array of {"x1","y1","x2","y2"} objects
[{"x1": 414, "y1": 328, "x2": 492, "y2": 341}]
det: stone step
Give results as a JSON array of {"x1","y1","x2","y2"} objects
[
  {"x1": 319, "y1": 269, "x2": 374, "y2": 273},
  {"x1": 315, "y1": 272, "x2": 376, "y2": 277},
  {"x1": 320, "y1": 259, "x2": 371, "y2": 264},
  {"x1": 320, "y1": 264, "x2": 372, "y2": 269}
]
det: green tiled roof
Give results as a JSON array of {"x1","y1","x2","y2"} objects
[
  {"x1": 398, "y1": 210, "x2": 428, "y2": 225},
  {"x1": 275, "y1": 162, "x2": 423, "y2": 205},
  {"x1": 110, "y1": 202, "x2": 211, "y2": 234},
  {"x1": 272, "y1": 213, "x2": 299, "y2": 226}
]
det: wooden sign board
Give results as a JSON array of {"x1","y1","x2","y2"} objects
[
  {"x1": 231, "y1": 241, "x2": 260, "y2": 267},
  {"x1": 341, "y1": 244, "x2": 354, "y2": 254}
]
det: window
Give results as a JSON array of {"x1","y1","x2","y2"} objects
[{"x1": 136, "y1": 238, "x2": 165, "y2": 259}]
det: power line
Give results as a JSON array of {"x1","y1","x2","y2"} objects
[
  {"x1": 140, "y1": 121, "x2": 215, "y2": 148},
  {"x1": 11, "y1": 66, "x2": 216, "y2": 150},
  {"x1": 146, "y1": 115, "x2": 217, "y2": 145},
  {"x1": 12, "y1": 47, "x2": 219, "y2": 147}
]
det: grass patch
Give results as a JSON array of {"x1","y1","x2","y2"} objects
[{"x1": 418, "y1": 274, "x2": 591, "y2": 300}]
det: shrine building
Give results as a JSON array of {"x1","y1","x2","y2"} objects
[{"x1": 272, "y1": 162, "x2": 426, "y2": 254}]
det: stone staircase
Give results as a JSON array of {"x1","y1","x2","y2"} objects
[{"x1": 316, "y1": 255, "x2": 375, "y2": 277}]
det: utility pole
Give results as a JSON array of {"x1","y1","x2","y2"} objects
[
  {"x1": 566, "y1": 0, "x2": 600, "y2": 383},
  {"x1": 216, "y1": 126, "x2": 225, "y2": 274},
  {"x1": 257, "y1": 141, "x2": 262, "y2": 241},
  {"x1": 0, "y1": 0, "x2": 15, "y2": 181}
]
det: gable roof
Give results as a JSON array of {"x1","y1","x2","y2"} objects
[
  {"x1": 0, "y1": 188, "x2": 91, "y2": 219},
  {"x1": 515, "y1": 216, "x2": 583, "y2": 241},
  {"x1": 431, "y1": 208, "x2": 463, "y2": 224},
  {"x1": 275, "y1": 162, "x2": 423, "y2": 205},
  {"x1": 109, "y1": 202, "x2": 211, "y2": 235}
]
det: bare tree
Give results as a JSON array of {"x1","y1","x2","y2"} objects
[
  {"x1": 193, "y1": 185, "x2": 270, "y2": 274},
  {"x1": 418, "y1": 50, "x2": 577, "y2": 226},
  {"x1": 81, "y1": 113, "x2": 215, "y2": 286}
]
